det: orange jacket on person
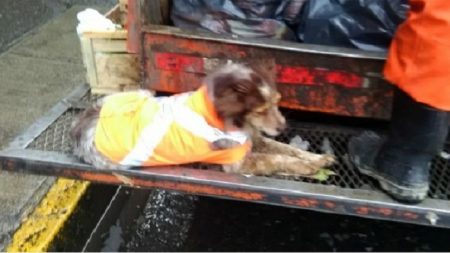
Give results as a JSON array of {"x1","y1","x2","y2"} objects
[
  {"x1": 384, "y1": 0, "x2": 450, "y2": 111},
  {"x1": 94, "y1": 86, "x2": 251, "y2": 167}
]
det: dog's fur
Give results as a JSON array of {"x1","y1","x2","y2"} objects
[{"x1": 70, "y1": 63, "x2": 334, "y2": 176}]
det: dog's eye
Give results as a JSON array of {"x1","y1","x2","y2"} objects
[
  {"x1": 273, "y1": 93, "x2": 281, "y2": 103},
  {"x1": 254, "y1": 104, "x2": 269, "y2": 115},
  {"x1": 256, "y1": 109, "x2": 268, "y2": 115}
]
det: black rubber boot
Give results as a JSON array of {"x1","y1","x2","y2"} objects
[{"x1": 349, "y1": 88, "x2": 449, "y2": 204}]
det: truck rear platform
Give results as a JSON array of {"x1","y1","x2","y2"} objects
[
  {"x1": 1, "y1": 0, "x2": 449, "y2": 231},
  {"x1": 1, "y1": 84, "x2": 449, "y2": 228}
]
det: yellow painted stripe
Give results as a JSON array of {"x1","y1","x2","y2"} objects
[{"x1": 7, "y1": 179, "x2": 90, "y2": 252}]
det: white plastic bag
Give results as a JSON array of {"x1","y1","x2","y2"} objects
[{"x1": 76, "y1": 8, "x2": 119, "y2": 34}]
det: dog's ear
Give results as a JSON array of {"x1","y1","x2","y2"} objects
[
  {"x1": 214, "y1": 71, "x2": 265, "y2": 105},
  {"x1": 211, "y1": 67, "x2": 266, "y2": 128},
  {"x1": 233, "y1": 74, "x2": 261, "y2": 94},
  {"x1": 245, "y1": 58, "x2": 277, "y2": 86},
  {"x1": 213, "y1": 69, "x2": 260, "y2": 97}
]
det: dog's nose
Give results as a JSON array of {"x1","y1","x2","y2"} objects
[{"x1": 276, "y1": 124, "x2": 286, "y2": 133}]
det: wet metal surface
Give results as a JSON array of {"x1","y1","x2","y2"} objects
[
  {"x1": 25, "y1": 102, "x2": 450, "y2": 201},
  {"x1": 1, "y1": 86, "x2": 450, "y2": 228}
]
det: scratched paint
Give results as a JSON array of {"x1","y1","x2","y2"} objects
[
  {"x1": 142, "y1": 38, "x2": 392, "y2": 119},
  {"x1": 78, "y1": 171, "x2": 264, "y2": 201}
]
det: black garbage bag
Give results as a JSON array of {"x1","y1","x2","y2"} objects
[
  {"x1": 297, "y1": 0, "x2": 409, "y2": 51},
  {"x1": 171, "y1": 0, "x2": 305, "y2": 40},
  {"x1": 280, "y1": 0, "x2": 308, "y2": 25}
]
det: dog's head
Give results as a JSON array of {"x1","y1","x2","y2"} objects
[{"x1": 205, "y1": 62, "x2": 286, "y2": 136}]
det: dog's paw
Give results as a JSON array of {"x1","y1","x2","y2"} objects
[
  {"x1": 283, "y1": 157, "x2": 321, "y2": 175},
  {"x1": 282, "y1": 155, "x2": 335, "y2": 177},
  {"x1": 307, "y1": 154, "x2": 336, "y2": 168},
  {"x1": 321, "y1": 154, "x2": 336, "y2": 166}
]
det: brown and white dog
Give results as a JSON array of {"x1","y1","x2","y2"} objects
[{"x1": 70, "y1": 62, "x2": 334, "y2": 177}]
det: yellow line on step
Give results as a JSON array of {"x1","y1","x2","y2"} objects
[{"x1": 7, "y1": 179, "x2": 89, "y2": 252}]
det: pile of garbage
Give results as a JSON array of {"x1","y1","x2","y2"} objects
[{"x1": 171, "y1": 0, "x2": 409, "y2": 52}]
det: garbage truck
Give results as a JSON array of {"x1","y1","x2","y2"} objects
[{"x1": 1, "y1": 0, "x2": 449, "y2": 231}]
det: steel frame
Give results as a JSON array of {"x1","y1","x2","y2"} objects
[{"x1": 1, "y1": 84, "x2": 450, "y2": 229}]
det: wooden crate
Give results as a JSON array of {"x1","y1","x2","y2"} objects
[{"x1": 79, "y1": 4, "x2": 139, "y2": 94}]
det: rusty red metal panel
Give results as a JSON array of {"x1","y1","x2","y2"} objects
[
  {"x1": 153, "y1": 53, "x2": 364, "y2": 88},
  {"x1": 142, "y1": 30, "x2": 392, "y2": 119},
  {"x1": 155, "y1": 53, "x2": 204, "y2": 73},
  {"x1": 276, "y1": 65, "x2": 363, "y2": 88},
  {"x1": 126, "y1": 0, "x2": 140, "y2": 54},
  {"x1": 125, "y1": 0, "x2": 393, "y2": 119}
]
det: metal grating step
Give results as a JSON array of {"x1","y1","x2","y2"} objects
[
  {"x1": 26, "y1": 108, "x2": 450, "y2": 201},
  {"x1": 3, "y1": 85, "x2": 450, "y2": 228}
]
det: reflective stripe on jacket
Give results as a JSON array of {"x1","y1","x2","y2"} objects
[
  {"x1": 94, "y1": 86, "x2": 251, "y2": 166},
  {"x1": 384, "y1": 0, "x2": 450, "y2": 110}
]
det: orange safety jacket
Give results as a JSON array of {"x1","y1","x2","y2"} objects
[
  {"x1": 94, "y1": 86, "x2": 252, "y2": 166},
  {"x1": 384, "y1": 0, "x2": 450, "y2": 111}
]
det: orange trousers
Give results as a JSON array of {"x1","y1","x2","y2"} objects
[{"x1": 384, "y1": 0, "x2": 450, "y2": 111}]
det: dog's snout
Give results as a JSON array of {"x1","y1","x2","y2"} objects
[
  {"x1": 277, "y1": 122, "x2": 286, "y2": 133},
  {"x1": 276, "y1": 126, "x2": 285, "y2": 133},
  {"x1": 277, "y1": 112, "x2": 286, "y2": 132}
]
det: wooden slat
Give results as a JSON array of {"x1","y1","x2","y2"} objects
[
  {"x1": 91, "y1": 86, "x2": 140, "y2": 94},
  {"x1": 80, "y1": 36, "x2": 98, "y2": 88},
  {"x1": 92, "y1": 39, "x2": 127, "y2": 52},
  {"x1": 81, "y1": 30, "x2": 127, "y2": 39},
  {"x1": 119, "y1": 0, "x2": 128, "y2": 11},
  {"x1": 78, "y1": 3, "x2": 139, "y2": 94},
  {"x1": 94, "y1": 53, "x2": 139, "y2": 93}
]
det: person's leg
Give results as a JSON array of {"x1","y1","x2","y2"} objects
[{"x1": 349, "y1": 88, "x2": 449, "y2": 203}]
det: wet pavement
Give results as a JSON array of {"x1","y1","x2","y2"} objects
[
  {"x1": 183, "y1": 197, "x2": 450, "y2": 251},
  {"x1": 0, "y1": 0, "x2": 115, "y2": 53},
  {"x1": 88, "y1": 189, "x2": 450, "y2": 252},
  {"x1": 0, "y1": 1, "x2": 113, "y2": 249}
]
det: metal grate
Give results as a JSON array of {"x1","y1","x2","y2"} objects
[
  {"x1": 27, "y1": 109, "x2": 81, "y2": 154},
  {"x1": 26, "y1": 108, "x2": 450, "y2": 200},
  {"x1": 274, "y1": 124, "x2": 377, "y2": 189}
]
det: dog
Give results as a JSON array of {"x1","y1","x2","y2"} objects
[{"x1": 70, "y1": 62, "x2": 335, "y2": 177}]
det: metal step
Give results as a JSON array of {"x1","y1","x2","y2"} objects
[{"x1": 1, "y1": 84, "x2": 449, "y2": 228}]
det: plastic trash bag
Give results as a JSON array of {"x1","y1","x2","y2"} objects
[
  {"x1": 289, "y1": 135, "x2": 310, "y2": 151},
  {"x1": 297, "y1": 0, "x2": 409, "y2": 51},
  {"x1": 171, "y1": 0, "x2": 304, "y2": 40},
  {"x1": 76, "y1": 8, "x2": 119, "y2": 34},
  {"x1": 280, "y1": 0, "x2": 308, "y2": 25}
]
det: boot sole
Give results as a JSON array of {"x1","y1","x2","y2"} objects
[{"x1": 358, "y1": 165, "x2": 428, "y2": 204}]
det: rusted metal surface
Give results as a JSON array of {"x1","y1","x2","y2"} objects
[
  {"x1": 154, "y1": 52, "x2": 364, "y2": 88},
  {"x1": 126, "y1": 0, "x2": 140, "y2": 54},
  {"x1": 18, "y1": 93, "x2": 450, "y2": 200},
  {"x1": 1, "y1": 85, "x2": 450, "y2": 228},
  {"x1": 1, "y1": 149, "x2": 450, "y2": 228},
  {"x1": 125, "y1": 0, "x2": 393, "y2": 119},
  {"x1": 125, "y1": 1, "x2": 393, "y2": 119},
  {"x1": 139, "y1": 25, "x2": 392, "y2": 119}
]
